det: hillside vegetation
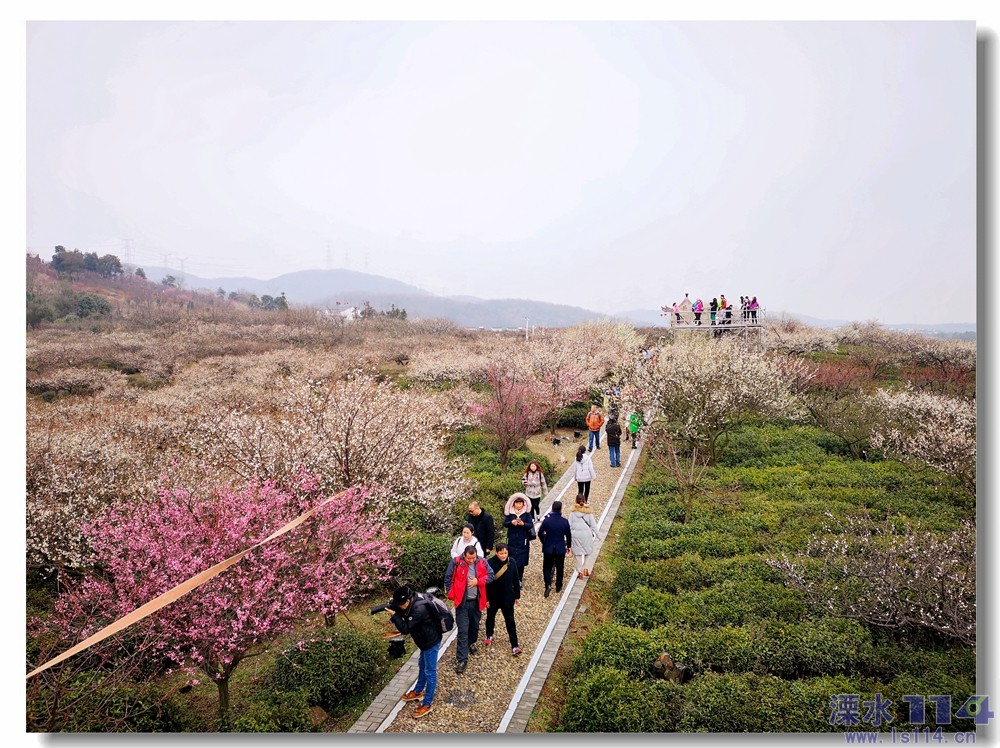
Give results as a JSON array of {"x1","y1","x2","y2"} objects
[{"x1": 25, "y1": 253, "x2": 976, "y2": 733}]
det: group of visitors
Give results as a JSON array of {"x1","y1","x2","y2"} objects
[
  {"x1": 580, "y1": 405, "x2": 642, "y2": 474},
  {"x1": 665, "y1": 293, "x2": 761, "y2": 326},
  {"x1": 387, "y1": 455, "x2": 604, "y2": 717}
]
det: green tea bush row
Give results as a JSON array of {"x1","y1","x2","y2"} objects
[
  {"x1": 563, "y1": 669, "x2": 866, "y2": 732},
  {"x1": 614, "y1": 580, "x2": 808, "y2": 629},
  {"x1": 562, "y1": 666, "x2": 685, "y2": 732},
  {"x1": 620, "y1": 531, "x2": 762, "y2": 561},
  {"x1": 719, "y1": 423, "x2": 849, "y2": 467},
  {"x1": 649, "y1": 617, "x2": 873, "y2": 679}
]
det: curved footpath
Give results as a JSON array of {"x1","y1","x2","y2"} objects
[{"x1": 349, "y1": 431, "x2": 645, "y2": 734}]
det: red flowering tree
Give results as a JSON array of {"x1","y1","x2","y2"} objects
[{"x1": 44, "y1": 474, "x2": 391, "y2": 721}]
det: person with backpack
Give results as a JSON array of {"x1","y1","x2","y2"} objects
[
  {"x1": 693, "y1": 298, "x2": 704, "y2": 325},
  {"x1": 444, "y1": 545, "x2": 494, "y2": 674},
  {"x1": 538, "y1": 500, "x2": 572, "y2": 597},
  {"x1": 387, "y1": 585, "x2": 443, "y2": 719},
  {"x1": 484, "y1": 542, "x2": 522, "y2": 656},
  {"x1": 585, "y1": 405, "x2": 605, "y2": 451},
  {"x1": 605, "y1": 415, "x2": 623, "y2": 468}
]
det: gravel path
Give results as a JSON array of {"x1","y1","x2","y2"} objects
[{"x1": 381, "y1": 436, "x2": 638, "y2": 733}]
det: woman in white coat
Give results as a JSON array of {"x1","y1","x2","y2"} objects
[
  {"x1": 569, "y1": 493, "x2": 599, "y2": 578},
  {"x1": 449, "y1": 523, "x2": 485, "y2": 559},
  {"x1": 572, "y1": 445, "x2": 597, "y2": 505}
]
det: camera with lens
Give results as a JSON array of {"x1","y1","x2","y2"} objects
[{"x1": 370, "y1": 586, "x2": 444, "y2": 615}]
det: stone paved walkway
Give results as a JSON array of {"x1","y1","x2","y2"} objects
[{"x1": 349, "y1": 429, "x2": 645, "y2": 734}]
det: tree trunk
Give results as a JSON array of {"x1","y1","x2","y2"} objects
[{"x1": 215, "y1": 677, "x2": 230, "y2": 723}]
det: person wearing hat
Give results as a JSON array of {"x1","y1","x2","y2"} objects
[
  {"x1": 503, "y1": 493, "x2": 536, "y2": 585},
  {"x1": 538, "y1": 500, "x2": 572, "y2": 597},
  {"x1": 387, "y1": 586, "x2": 441, "y2": 718}
]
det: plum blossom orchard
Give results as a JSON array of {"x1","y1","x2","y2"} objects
[
  {"x1": 27, "y1": 352, "x2": 477, "y2": 571},
  {"x1": 867, "y1": 386, "x2": 976, "y2": 496},
  {"x1": 620, "y1": 335, "x2": 812, "y2": 463},
  {"x1": 769, "y1": 514, "x2": 976, "y2": 646},
  {"x1": 44, "y1": 475, "x2": 390, "y2": 720},
  {"x1": 182, "y1": 371, "x2": 473, "y2": 531}
]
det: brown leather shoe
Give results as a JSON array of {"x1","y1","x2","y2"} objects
[
  {"x1": 401, "y1": 690, "x2": 423, "y2": 702},
  {"x1": 413, "y1": 704, "x2": 433, "y2": 718}
]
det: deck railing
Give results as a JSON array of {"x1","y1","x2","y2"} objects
[{"x1": 666, "y1": 306, "x2": 766, "y2": 329}]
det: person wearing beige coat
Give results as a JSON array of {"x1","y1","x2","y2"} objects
[{"x1": 569, "y1": 494, "x2": 599, "y2": 577}]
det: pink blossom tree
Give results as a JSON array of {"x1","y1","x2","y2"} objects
[
  {"x1": 44, "y1": 474, "x2": 391, "y2": 721},
  {"x1": 470, "y1": 358, "x2": 548, "y2": 470}
]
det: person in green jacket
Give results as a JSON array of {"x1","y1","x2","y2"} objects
[{"x1": 627, "y1": 411, "x2": 643, "y2": 448}]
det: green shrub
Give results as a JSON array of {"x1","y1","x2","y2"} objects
[
  {"x1": 393, "y1": 530, "x2": 451, "y2": 590},
  {"x1": 555, "y1": 400, "x2": 591, "y2": 428},
  {"x1": 27, "y1": 673, "x2": 189, "y2": 732},
  {"x1": 623, "y1": 531, "x2": 760, "y2": 561},
  {"x1": 678, "y1": 672, "x2": 800, "y2": 732},
  {"x1": 650, "y1": 617, "x2": 872, "y2": 679},
  {"x1": 757, "y1": 618, "x2": 874, "y2": 678},
  {"x1": 719, "y1": 424, "x2": 844, "y2": 467},
  {"x1": 229, "y1": 688, "x2": 315, "y2": 733},
  {"x1": 563, "y1": 667, "x2": 684, "y2": 732},
  {"x1": 269, "y1": 627, "x2": 387, "y2": 715},
  {"x1": 787, "y1": 675, "x2": 869, "y2": 732},
  {"x1": 616, "y1": 580, "x2": 808, "y2": 629},
  {"x1": 570, "y1": 622, "x2": 660, "y2": 678},
  {"x1": 76, "y1": 292, "x2": 113, "y2": 318},
  {"x1": 614, "y1": 586, "x2": 687, "y2": 629}
]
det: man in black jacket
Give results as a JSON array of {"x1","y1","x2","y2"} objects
[
  {"x1": 484, "y1": 542, "x2": 522, "y2": 656},
  {"x1": 466, "y1": 500, "x2": 496, "y2": 554},
  {"x1": 387, "y1": 586, "x2": 441, "y2": 718},
  {"x1": 605, "y1": 416, "x2": 623, "y2": 468},
  {"x1": 538, "y1": 501, "x2": 572, "y2": 597}
]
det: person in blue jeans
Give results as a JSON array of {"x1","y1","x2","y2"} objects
[
  {"x1": 605, "y1": 416, "x2": 622, "y2": 468},
  {"x1": 388, "y1": 586, "x2": 441, "y2": 718}
]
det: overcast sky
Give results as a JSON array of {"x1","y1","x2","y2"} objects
[{"x1": 26, "y1": 19, "x2": 977, "y2": 324}]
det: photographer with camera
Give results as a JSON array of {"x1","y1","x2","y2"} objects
[{"x1": 383, "y1": 585, "x2": 441, "y2": 719}]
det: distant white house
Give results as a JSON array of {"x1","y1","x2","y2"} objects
[{"x1": 320, "y1": 305, "x2": 359, "y2": 322}]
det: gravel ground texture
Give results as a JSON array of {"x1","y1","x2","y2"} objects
[{"x1": 383, "y1": 431, "x2": 637, "y2": 733}]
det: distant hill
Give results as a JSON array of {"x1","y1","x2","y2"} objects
[
  {"x1": 320, "y1": 292, "x2": 607, "y2": 329},
  {"x1": 140, "y1": 267, "x2": 430, "y2": 302},
  {"x1": 134, "y1": 264, "x2": 974, "y2": 335}
]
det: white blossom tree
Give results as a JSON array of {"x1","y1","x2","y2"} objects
[
  {"x1": 622, "y1": 335, "x2": 811, "y2": 463},
  {"x1": 866, "y1": 386, "x2": 976, "y2": 495},
  {"x1": 769, "y1": 514, "x2": 976, "y2": 645}
]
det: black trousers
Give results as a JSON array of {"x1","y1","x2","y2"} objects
[
  {"x1": 577, "y1": 480, "x2": 591, "y2": 500},
  {"x1": 529, "y1": 496, "x2": 541, "y2": 519},
  {"x1": 485, "y1": 601, "x2": 519, "y2": 648},
  {"x1": 543, "y1": 551, "x2": 566, "y2": 591}
]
